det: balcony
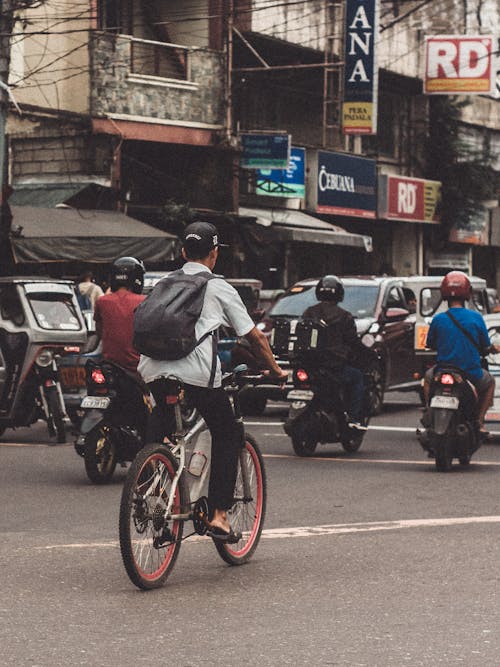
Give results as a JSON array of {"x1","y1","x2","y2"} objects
[{"x1": 89, "y1": 32, "x2": 226, "y2": 129}]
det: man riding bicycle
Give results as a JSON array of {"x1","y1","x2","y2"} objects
[{"x1": 138, "y1": 222, "x2": 287, "y2": 542}]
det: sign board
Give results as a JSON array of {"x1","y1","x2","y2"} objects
[
  {"x1": 308, "y1": 150, "x2": 377, "y2": 218},
  {"x1": 342, "y1": 0, "x2": 379, "y2": 134},
  {"x1": 378, "y1": 175, "x2": 441, "y2": 223},
  {"x1": 240, "y1": 133, "x2": 291, "y2": 169},
  {"x1": 256, "y1": 147, "x2": 305, "y2": 198},
  {"x1": 449, "y1": 208, "x2": 489, "y2": 245},
  {"x1": 424, "y1": 35, "x2": 495, "y2": 94}
]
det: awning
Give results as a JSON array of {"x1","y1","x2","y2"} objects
[
  {"x1": 9, "y1": 206, "x2": 180, "y2": 264},
  {"x1": 10, "y1": 182, "x2": 115, "y2": 208},
  {"x1": 239, "y1": 206, "x2": 372, "y2": 251}
]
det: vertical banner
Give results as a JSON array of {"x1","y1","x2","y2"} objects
[{"x1": 342, "y1": 0, "x2": 379, "y2": 135}]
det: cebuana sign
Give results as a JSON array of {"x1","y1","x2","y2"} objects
[
  {"x1": 307, "y1": 151, "x2": 376, "y2": 219},
  {"x1": 425, "y1": 35, "x2": 495, "y2": 94}
]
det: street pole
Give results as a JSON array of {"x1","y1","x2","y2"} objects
[{"x1": 0, "y1": 0, "x2": 14, "y2": 255}]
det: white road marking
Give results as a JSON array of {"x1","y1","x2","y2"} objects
[
  {"x1": 37, "y1": 515, "x2": 500, "y2": 550},
  {"x1": 262, "y1": 453, "x2": 500, "y2": 466}
]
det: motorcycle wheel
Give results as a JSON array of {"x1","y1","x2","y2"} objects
[
  {"x1": 47, "y1": 388, "x2": 66, "y2": 443},
  {"x1": 434, "y1": 435, "x2": 453, "y2": 472},
  {"x1": 291, "y1": 433, "x2": 318, "y2": 457},
  {"x1": 459, "y1": 454, "x2": 471, "y2": 466},
  {"x1": 366, "y1": 362, "x2": 384, "y2": 416},
  {"x1": 341, "y1": 431, "x2": 364, "y2": 453},
  {"x1": 84, "y1": 426, "x2": 117, "y2": 484}
]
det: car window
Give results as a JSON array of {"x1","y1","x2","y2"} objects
[
  {"x1": 0, "y1": 286, "x2": 25, "y2": 326},
  {"x1": 386, "y1": 286, "x2": 404, "y2": 309},
  {"x1": 270, "y1": 284, "x2": 379, "y2": 319},
  {"x1": 271, "y1": 286, "x2": 317, "y2": 316},
  {"x1": 420, "y1": 288, "x2": 442, "y2": 317}
]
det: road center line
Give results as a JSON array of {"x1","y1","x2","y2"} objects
[{"x1": 36, "y1": 515, "x2": 500, "y2": 550}]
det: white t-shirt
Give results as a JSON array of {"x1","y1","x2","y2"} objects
[{"x1": 137, "y1": 263, "x2": 255, "y2": 388}]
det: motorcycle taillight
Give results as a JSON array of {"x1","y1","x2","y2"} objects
[
  {"x1": 296, "y1": 368, "x2": 309, "y2": 383},
  {"x1": 440, "y1": 373, "x2": 455, "y2": 385},
  {"x1": 91, "y1": 369, "x2": 106, "y2": 385}
]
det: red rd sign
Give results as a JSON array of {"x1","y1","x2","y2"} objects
[{"x1": 425, "y1": 35, "x2": 494, "y2": 94}]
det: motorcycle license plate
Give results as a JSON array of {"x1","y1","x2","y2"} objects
[
  {"x1": 287, "y1": 389, "x2": 313, "y2": 401},
  {"x1": 81, "y1": 396, "x2": 111, "y2": 409},
  {"x1": 430, "y1": 395, "x2": 459, "y2": 409}
]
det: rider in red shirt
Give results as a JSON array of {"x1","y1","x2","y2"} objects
[{"x1": 94, "y1": 257, "x2": 146, "y2": 373}]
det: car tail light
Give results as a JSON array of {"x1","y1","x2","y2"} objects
[
  {"x1": 296, "y1": 368, "x2": 309, "y2": 383},
  {"x1": 165, "y1": 395, "x2": 178, "y2": 405},
  {"x1": 440, "y1": 373, "x2": 455, "y2": 385}
]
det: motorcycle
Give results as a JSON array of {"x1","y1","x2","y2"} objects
[
  {"x1": 273, "y1": 318, "x2": 377, "y2": 457},
  {"x1": 0, "y1": 278, "x2": 87, "y2": 443},
  {"x1": 74, "y1": 358, "x2": 153, "y2": 483},
  {"x1": 416, "y1": 365, "x2": 481, "y2": 471}
]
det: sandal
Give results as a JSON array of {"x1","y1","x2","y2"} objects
[{"x1": 206, "y1": 525, "x2": 242, "y2": 544}]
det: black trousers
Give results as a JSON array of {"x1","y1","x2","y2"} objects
[{"x1": 147, "y1": 379, "x2": 241, "y2": 514}]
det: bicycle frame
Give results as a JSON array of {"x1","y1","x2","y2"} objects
[{"x1": 156, "y1": 378, "x2": 251, "y2": 524}]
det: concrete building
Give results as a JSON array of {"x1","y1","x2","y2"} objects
[{"x1": 3, "y1": 0, "x2": 499, "y2": 287}]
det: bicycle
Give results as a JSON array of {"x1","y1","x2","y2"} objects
[{"x1": 119, "y1": 365, "x2": 269, "y2": 590}]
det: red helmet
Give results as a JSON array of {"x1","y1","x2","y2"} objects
[{"x1": 440, "y1": 271, "x2": 472, "y2": 300}]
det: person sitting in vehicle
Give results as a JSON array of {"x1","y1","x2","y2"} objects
[
  {"x1": 94, "y1": 257, "x2": 146, "y2": 374},
  {"x1": 303, "y1": 274, "x2": 374, "y2": 431},
  {"x1": 423, "y1": 271, "x2": 500, "y2": 435}
]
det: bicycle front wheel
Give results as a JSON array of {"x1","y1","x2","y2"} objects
[
  {"x1": 214, "y1": 433, "x2": 267, "y2": 566},
  {"x1": 119, "y1": 443, "x2": 186, "y2": 589}
]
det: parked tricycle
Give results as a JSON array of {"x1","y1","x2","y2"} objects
[{"x1": 0, "y1": 277, "x2": 87, "y2": 443}]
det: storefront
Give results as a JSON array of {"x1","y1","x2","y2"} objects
[{"x1": 378, "y1": 174, "x2": 442, "y2": 276}]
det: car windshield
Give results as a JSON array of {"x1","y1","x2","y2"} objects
[
  {"x1": 270, "y1": 284, "x2": 379, "y2": 319},
  {"x1": 419, "y1": 287, "x2": 486, "y2": 317}
]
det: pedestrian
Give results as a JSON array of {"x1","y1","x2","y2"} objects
[{"x1": 78, "y1": 270, "x2": 104, "y2": 311}]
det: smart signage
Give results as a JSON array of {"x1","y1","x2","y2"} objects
[
  {"x1": 342, "y1": 0, "x2": 379, "y2": 134},
  {"x1": 240, "y1": 133, "x2": 291, "y2": 169},
  {"x1": 256, "y1": 147, "x2": 305, "y2": 198}
]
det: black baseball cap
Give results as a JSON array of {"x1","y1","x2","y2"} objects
[{"x1": 182, "y1": 221, "x2": 228, "y2": 258}]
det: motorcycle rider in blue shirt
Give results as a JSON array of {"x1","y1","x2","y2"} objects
[{"x1": 423, "y1": 271, "x2": 500, "y2": 435}]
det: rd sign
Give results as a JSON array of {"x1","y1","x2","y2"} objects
[{"x1": 425, "y1": 35, "x2": 495, "y2": 94}]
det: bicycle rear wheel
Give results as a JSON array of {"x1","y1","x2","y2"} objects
[
  {"x1": 119, "y1": 443, "x2": 186, "y2": 589},
  {"x1": 214, "y1": 433, "x2": 266, "y2": 565}
]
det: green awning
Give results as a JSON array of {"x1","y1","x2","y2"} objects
[{"x1": 9, "y1": 206, "x2": 180, "y2": 264}]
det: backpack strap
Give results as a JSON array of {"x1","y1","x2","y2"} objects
[
  {"x1": 196, "y1": 272, "x2": 219, "y2": 387},
  {"x1": 445, "y1": 310, "x2": 485, "y2": 355}
]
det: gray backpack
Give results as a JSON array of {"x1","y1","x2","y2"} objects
[{"x1": 133, "y1": 269, "x2": 217, "y2": 362}]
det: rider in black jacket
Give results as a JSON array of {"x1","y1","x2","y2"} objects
[{"x1": 303, "y1": 275, "x2": 373, "y2": 430}]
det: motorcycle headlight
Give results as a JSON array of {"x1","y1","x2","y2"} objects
[{"x1": 36, "y1": 349, "x2": 54, "y2": 367}]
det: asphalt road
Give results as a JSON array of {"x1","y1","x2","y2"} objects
[{"x1": 2, "y1": 394, "x2": 500, "y2": 666}]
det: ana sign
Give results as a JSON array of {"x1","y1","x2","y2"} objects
[
  {"x1": 378, "y1": 175, "x2": 441, "y2": 223},
  {"x1": 425, "y1": 35, "x2": 495, "y2": 94},
  {"x1": 308, "y1": 151, "x2": 377, "y2": 218},
  {"x1": 342, "y1": 0, "x2": 379, "y2": 134}
]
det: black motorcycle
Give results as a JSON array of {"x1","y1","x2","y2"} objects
[
  {"x1": 274, "y1": 318, "x2": 377, "y2": 457},
  {"x1": 416, "y1": 365, "x2": 481, "y2": 471},
  {"x1": 284, "y1": 362, "x2": 376, "y2": 456},
  {"x1": 74, "y1": 359, "x2": 152, "y2": 483}
]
